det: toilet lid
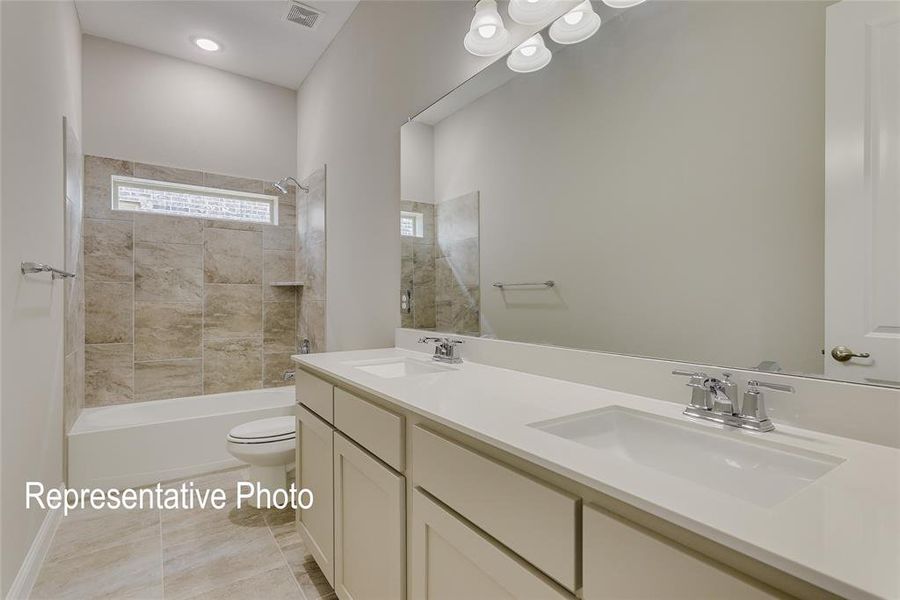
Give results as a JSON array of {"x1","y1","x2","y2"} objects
[{"x1": 228, "y1": 416, "x2": 295, "y2": 441}]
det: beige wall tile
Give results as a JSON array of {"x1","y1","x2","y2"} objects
[
  {"x1": 65, "y1": 267, "x2": 84, "y2": 355},
  {"x1": 83, "y1": 218, "x2": 133, "y2": 282},
  {"x1": 303, "y1": 230, "x2": 326, "y2": 302},
  {"x1": 264, "y1": 302, "x2": 296, "y2": 353},
  {"x1": 85, "y1": 344, "x2": 134, "y2": 406},
  {"x1": 134, "y1": 213, "x2": 203, "y2": 245},
  {"x1": 135, "y1": 241, "x2": 202, "y2": 303},
  {"x1": 85, "y1": 281, "x2": 133, "y2": 344},
  {"x1": 203, "y1": 338, "x2": 262, "y2": 394},
  {"x1": 413, "y1": 284, "x2": 436, "y2": 329},
  {"x1": 263, "y1": 225, "x2": 294, "y2": 251},
  {"x1": 204, "y1": 227, "x2": 262, "y2": 284},
  {"x1": 204, "y1": 284, "x2": 263, "y2": 339},
  {"x1": 133, "y1": 161, "x2": 204, "y2": 185},
  {"x1": 134, "y1": 302, "x2": 202, "y2": 361},
  {"x1": 203, "y1": 172, "x2": 264, "y2": 193},
  {"x1": 263, "y1": 250, "x2": 295, "y2": 301},
  {"x1": 84, "y1": 155, "x2": 133, "y2": 221},
  {"x1": 299, "y1": 296, "x2": 325, "y2": 353},
  {"x1": 64, "y1": 350, "x2": 84, "y2": 433},
  {"x1": 135, "y1": 359, "x2": 202, "y2": 401},
  {"x1": 202, "y1": 219, "x2": 262, "y2": 232},
  {"x1": 436, "y1": 190, "x2": 479, "y2": 243},
  {"x1": 413, "y1": 243, "x2": 435, "y2": 286},
  {"x1": 263, "y1": 353, "x2": 295, "y2": 387},
  {"x1": 277, "y1": 195, "x2": 297, "y2": 229}
]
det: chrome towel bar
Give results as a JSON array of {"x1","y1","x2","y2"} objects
[
  {"x1": 20, "y1": 262, "x2": 76, "y2": 279},
  {"x1": 491, "y1": 280, "x2": 555, "y2": 289}
]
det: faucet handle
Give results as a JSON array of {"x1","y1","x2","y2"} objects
[
  {"x1": 747, "y1": 380, "x2": 794, "y2": 393},
  {"x1": 740, "y1": 380, "x2": 793, "y2": 431},
  {"x1": 672, "y1": 370, "x2": 711, "y2": 409}
]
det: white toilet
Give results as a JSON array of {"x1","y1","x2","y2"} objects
[{"x1": 225, "y1": 416, "x2": 296, "y2": 507}]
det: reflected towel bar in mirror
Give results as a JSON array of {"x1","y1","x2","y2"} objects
[
  {"x1": 20, "y1": 262, "x2": 76, "y2": 279},
  {"x1": 492, "y1": 280, "x2": 555, "y2": 289}
]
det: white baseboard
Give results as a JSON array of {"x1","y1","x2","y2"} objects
[{"x1": 6, "y1": 485, "x2": 63, "y2": 600}]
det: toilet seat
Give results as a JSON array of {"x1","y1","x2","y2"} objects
[{"x1": 227, "y1": 416, "x2": 295, "y2": 444}]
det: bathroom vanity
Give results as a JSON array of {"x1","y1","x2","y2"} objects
[{"x1": 292, "y1": 348, "x2": 899, "y2": 600}]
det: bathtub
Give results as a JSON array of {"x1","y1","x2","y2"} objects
[{"x1": 68, "y1": 387, "x2": 296, "y2": 489}]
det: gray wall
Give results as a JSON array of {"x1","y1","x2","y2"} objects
[
  {"x1": 0, "y1": 0, "x2": 82, "y2": 593},
  {"x1": 295, "y1": 1, "x2": 572, "y2": 351},
  {"x1": 432, "y1": 1, "x2": 826, "y2": 374},
  {"x1": 83, "y1": 35, "x2": 297, "y2": 183}
]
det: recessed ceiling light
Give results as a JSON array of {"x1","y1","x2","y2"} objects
[{"x1": 193, "y1": 37, "x2": 221, "y2": 52}]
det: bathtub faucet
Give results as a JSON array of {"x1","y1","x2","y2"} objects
[{"x1": 282, "y1": 370, "x2": 295, "y2": 382}]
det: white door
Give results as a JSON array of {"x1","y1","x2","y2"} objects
[{"x1": 825, "y1": 0, "x2": 900, "y2": 385}]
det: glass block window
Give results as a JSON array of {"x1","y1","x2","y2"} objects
[
  {"x1": 400, "y1": 211, "x2": 424, "y2": 238},
  {"x1": 111, "y1": 176, "x2": 278, "y2": 225}
]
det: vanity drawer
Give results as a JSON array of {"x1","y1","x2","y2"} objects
[
  {"x1": 412, "y1": 426, "x2": 579, "y2": 591},
  {"x1": 334, "y1": 387, "x2": 405, "y2": 471},
  {"x1": 583, "y1": 504, "x2": 783, "y2": 599},
  {"x1": 295, "y1": 369, "x2": 333, "y2": 423}
]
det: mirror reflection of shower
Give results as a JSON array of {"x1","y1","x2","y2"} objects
[{"x1": 272, "y1": 176, "x2": 309, "y2": 194}]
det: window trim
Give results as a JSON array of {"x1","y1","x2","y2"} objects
[{"x1": 111, "y1": 175, "x2": 280, "y2": 225}]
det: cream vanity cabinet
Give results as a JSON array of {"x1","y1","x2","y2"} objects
[
  {"x1": 296, "y1": 367, "x2": 821, "y2": 600},
  {"x1": 296, "y1": 404, "x2": 335, "y2": 586},
  {"x1": 411, "y1": 488, "x2": 571, "y2": 599},
  {"x1": 295, "y1": 372, "x2": 406, "y2": 600},
  {"x1": 582, "y1": 505, "x2": 785, "y2": 600}
]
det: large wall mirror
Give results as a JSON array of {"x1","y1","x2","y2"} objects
[{"x1": 400, "y1": 0, "x2": 899, "y2": 388}]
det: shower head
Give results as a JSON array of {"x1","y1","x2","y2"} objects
[{"x1": 272, "y1": 176, "x2": 309, "y2": 194}]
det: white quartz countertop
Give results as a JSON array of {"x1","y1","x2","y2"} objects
[{"x1": 293, "y1": 348, "x2": 900, "y2": 600}]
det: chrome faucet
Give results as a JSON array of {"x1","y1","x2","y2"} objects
[
  {"x1": 672, "y1": 371, "x2": 792, "y2": 432},
  {"x1": 418, "y1": 336, "x2": 464, "y2": 364}
]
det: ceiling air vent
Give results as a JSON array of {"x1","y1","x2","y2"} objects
[{"x1": 285, "y1": 1, "x2": 323, "y2": 30}]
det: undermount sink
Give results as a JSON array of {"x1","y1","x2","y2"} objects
[
  {"x1": 529, "y1": 407, "x2": 843, "y2": 507},
  {"x1": 348, "y1": 357, "x2": 453, "y2": 379}
]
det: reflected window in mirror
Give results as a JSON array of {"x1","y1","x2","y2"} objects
[{"x1": 400, "y1": 211, "x2": 424, "y2": 238}]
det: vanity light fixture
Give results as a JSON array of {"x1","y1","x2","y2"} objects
[
  {"x1": 508, "y1": 0, "x2": 559, "y2": 26},
  {"x1": 550, "y1": 0, "x2": 601, "y2": 44},
  {"x1": 464, "y1": 0, "x2": 510, "y2": 57},
  {"x1": 601, "y1": 0, "x2": 646, "y2": 8},
  {"x1": 507, "y1": 33, "x2": 552, "y2": 73},
  {"x1": 193, "y1": 37, "x2": 221, "y2": 52}
]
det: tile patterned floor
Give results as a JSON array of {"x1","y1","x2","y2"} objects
[{"x1": 31, "y1": 468, "x2": 336, "y2": 600}]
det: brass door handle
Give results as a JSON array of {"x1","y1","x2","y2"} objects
[{"x1": 831, "y1": 346, "x2": 871, "y2": 362}]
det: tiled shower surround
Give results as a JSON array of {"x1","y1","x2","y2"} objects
[
  {"x1": 64, "y1": 122, "x2": 85, "y2": 433},
  {"x1": 401, "y1": 191, "x2": 480, "y2": 336},
  {"x1": 82, "y1": 156, "x2": 325, "y2": 406}
]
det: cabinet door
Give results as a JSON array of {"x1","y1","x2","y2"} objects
[
  {"x1": 583, "y1": 504, "x2": 783, "y2": 600},
  {"x1": 333, "y1": 432, "x2": 405, "y2": 600},
  {"x1": 411, "y1": 489, "x2": 572, "y2": 600},
  {"x1": 296, "y1": 405, "x2": 335, "y2": 586}
]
